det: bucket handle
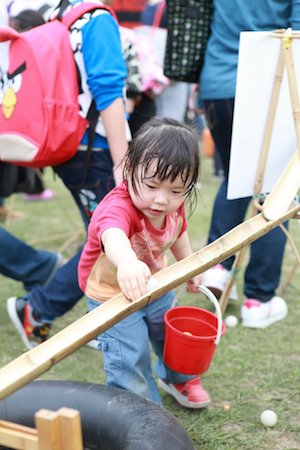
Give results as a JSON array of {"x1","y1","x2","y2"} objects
[{"x1": 197, "y1": 285, "x2": 223, "y2": 345}]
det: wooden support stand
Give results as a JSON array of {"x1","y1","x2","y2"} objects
[
  {"x1": 0, "y1": 408, "x2": 83, "y2": 450},
  {"x1": 219, "y1": 28, "x2": 300, "y2": 313}
]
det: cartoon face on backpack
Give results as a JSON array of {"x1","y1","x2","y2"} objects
[
  {"x1": 0, "y1": 23, "x2": 86, "y2": 167},
  {"x1": 0, "y1": 61, "x2": 25, "y2": 120}
]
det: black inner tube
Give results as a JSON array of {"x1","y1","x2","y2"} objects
[{"x1": 0, "y1": 380, "x2": 195, "y2": 450}]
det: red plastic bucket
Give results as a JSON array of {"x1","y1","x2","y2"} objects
[{"x1": 163, "y1": 287, "x2": 226, "y2": 374}]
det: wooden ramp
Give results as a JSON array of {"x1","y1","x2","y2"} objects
[{"x1": 0, "y1": 151, "x2": 299, "y2": 401}]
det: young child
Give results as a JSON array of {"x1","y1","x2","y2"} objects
[{"x1": 78, "y1": 117, "x2": 210, "y2": 409}]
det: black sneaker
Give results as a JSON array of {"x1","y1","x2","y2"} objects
[{"x1": 7, "y1": 297, "x2": 51, "y2": 350}]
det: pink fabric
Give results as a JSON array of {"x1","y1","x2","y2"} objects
[{"x1": 244, "y1": 299, "x2": 262, "y2": 308}]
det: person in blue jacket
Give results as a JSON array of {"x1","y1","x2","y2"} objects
[
  {"x1": 200, "y1": 0, "x2": 300, "y2": 328},
  {"x1": 7, "y1": 0, "x2": 130, "y2": 350}
]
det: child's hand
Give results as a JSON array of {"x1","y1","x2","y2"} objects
[
  {"x1": 117, "y1": 260, "x2": 152, "y2": 301},
  {"x1": 186, "y1": 275, "x2": 202, "y2": 293}
]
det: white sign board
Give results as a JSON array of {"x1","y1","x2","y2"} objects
[{"x1": 227, "y1": 31, "x2": 299, "y2": 199}]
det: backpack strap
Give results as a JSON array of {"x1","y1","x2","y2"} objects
[{"x1": 58, "y1": 1, "x2": 117, "y2": 29}]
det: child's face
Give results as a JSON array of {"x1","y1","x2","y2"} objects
[{"x1": 128, "y1": 161, "x2": 188, "y2": 226}]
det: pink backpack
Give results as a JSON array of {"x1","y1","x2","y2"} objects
[{"x1": 0, "y1": 2, "x2": 115, "y2": 168}]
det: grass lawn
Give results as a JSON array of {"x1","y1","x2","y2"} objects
[{"x1": 0, "y1": 158, "x2": 300, "y2": 450}]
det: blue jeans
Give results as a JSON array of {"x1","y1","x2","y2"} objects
[
  {"x1": 28, "y1": 148, "x2": 115, "y2": 322},
  {"x1": 0, "y1": 227, "x2": 58, "y2": 292},
  {"x1": 203, "y1": 99, "x2": 287, "y2": 302},
  {"x1": 87, "y1": 292, "x2": 194, "y2": 405}
]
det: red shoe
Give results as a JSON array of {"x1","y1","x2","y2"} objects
[{"x1": 158, "y1": 377, "x2": 211, "y2": 409}]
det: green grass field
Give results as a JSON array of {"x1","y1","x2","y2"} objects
[{"x1": 1, "y1": 159, "x2": 300, "y2": 450}]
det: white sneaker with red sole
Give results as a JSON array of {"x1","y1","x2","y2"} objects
[{"x1": 241, "y1": 296, "x2": 287, "y2": 328}]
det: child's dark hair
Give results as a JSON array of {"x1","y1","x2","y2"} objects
[{"x1": 123, "y1": 117, "x2": 200, "y2": 210}]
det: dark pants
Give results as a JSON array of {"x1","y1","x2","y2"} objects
[{"x1": 203, "y1": 98, "x2": 287, "y2": 302}]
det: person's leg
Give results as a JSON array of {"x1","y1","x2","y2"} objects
[
  {"x1": 204, "y1": 99, "x2": 288, "y2": 326},
  {"x1": 203, "y1": 98, "x2": 250, "y2": 269},
  {"x1": 22, "y1": 169, "x2": 55, "y2": 201},
  {"x1": 156, "y1": 81, "x2": 189, "y2": 121},
  {"x1": 244, "y1": 224, "x2": 287, "y2": 301},
  {"x1": 0, "y1": 227, "x2": 61, "y2": 291},
  {"x1": 29, "y1": 250, "x2": 83, "y2": 321},
  {"x1": 207, "y1": 179, "x2": 250, "y2": 270},
  {"x1": 241, "y1": 222, "x2": 288, "y2": 328},
  {"x1": 87, "y1": 298, "x2": 162, "y2": 404}
]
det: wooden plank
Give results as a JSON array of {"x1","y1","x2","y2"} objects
[
  {"x1": 0, "y1": 421, "x2": 38, "y2": 450},
  {"x1": 35, "y1": 410, "x2": 61, "y2": 450},
  {"x1": 57, "y1": 408, "x2": 83, "y2": 450},
  {"x1": 262, "y1": 151, "x2": 300, "y2": 220}
]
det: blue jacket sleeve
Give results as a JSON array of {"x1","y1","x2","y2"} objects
[{"x1": 81, "y1": 12, "x2": 127, "y2": 111}]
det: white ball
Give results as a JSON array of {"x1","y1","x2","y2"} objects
[
  {"x1": 260, "y1": 410, "x2": 277, "y2": 427},
  {"x1": 146, "y1": 277, "x2": 158, "y2": 292},
  {"x1": 225, "y1": 315, "x2": 238, "y2": 328}
]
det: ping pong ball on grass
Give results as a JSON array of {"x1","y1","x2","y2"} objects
[
  {"x1": 146, "y1": 277, "x2": 158, "y2": 292},
  {"x1": 260, "y1": 410, "x2": 277, "y2": 427},
  {"x1": 225, "y1": 315, "x2": 238, "y2": 328}
]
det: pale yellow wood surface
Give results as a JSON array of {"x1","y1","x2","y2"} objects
[
  {"x1": 57, "y1": 408, "x2": 83, "y2": 450},
  {"x1": 0, "y1": 421, "x2": 38, "y2": 450},
  {"x1": 35, "y1": 410, "x2": 61, "y2": 450},
  {"x1": 253, "y1": 42, "x2": 285, "y2": 196},
  {"x1": 262, "y1": 151, "x2": 300, "y2": 220},
  {"x1": 282, "y1": 31, "x2": 300, "y2": 161},
  {"x1": 0, "y1": 408, "x2": 83, "y2": 450}
]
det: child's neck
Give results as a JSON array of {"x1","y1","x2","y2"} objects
[{"x1": 148, "y1": 215, "x2": 166, "y2": 229}]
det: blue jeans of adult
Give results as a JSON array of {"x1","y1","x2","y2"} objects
[
  {"x1": 0, "y1": 227, "x2": 58, "y2": 292},
  {"x1": 87, "y1": 291, "x2": 194, "y2": 405},
  {"x1": 28, "y1": 148, "x2": 115, "y2": 322},
  {"x1": 203, "y1": 98, "x2": 287, "y2": 302}
]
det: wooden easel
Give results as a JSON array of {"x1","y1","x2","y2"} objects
[
  {"x1": 219, "y1": 28, "x2": 300, "y2": 313},
  {"x1": 0, "y1": 408, "x2": 83, "y2": 450}
]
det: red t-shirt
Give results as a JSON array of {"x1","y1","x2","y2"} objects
[{"x1": 78, "y1": 181, "x2": 187, "y2": 301}]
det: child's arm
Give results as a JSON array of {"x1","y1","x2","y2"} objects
[
  {"x1": 101, "y1": 227, "x2": 152, "y2": 301},
  {"x1": 170, "y1": 231, "x2": 201, "y2": 292}
]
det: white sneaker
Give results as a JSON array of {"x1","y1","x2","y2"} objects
[
  {"x1": 241, "y1": 296, "x2": 288, "y2": 328},
  {"x1": 201, "y1": 264, "x2": 238, "y2": 301}
]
